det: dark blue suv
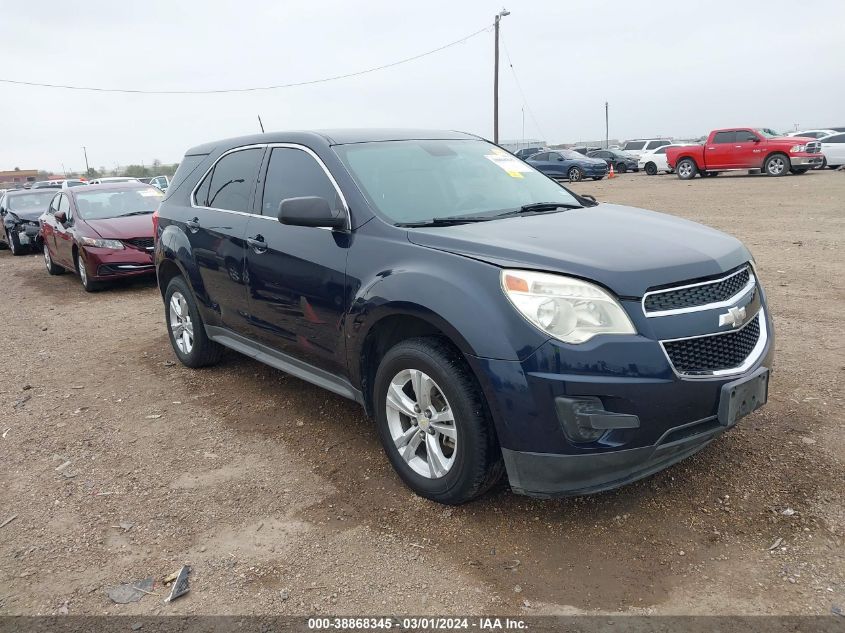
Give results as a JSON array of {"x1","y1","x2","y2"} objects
[{"x1": 154, "y1": 129, "x2": 773, "y2": 505}]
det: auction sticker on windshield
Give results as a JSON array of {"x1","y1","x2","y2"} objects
[{"x1": 485, "y1": 152, "x2": 531, "y2": 178}]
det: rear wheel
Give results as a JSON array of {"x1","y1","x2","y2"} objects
[
  {"x1": 676, "y1": 158, "x2": 698, "y2": 180},
  {"x1": 44, "y1": 243, "x2": 64, "y2": 275},
  {"x1": 568, "y1": 166, "x2": 583, "y2": 182},
  {"x1": 164, "y1": 276, "x2": 224, "y2": 368},
  {"x1": 764, "y1": 153, "x2": 789, "y2": 176},
  {"x1": 373, "y1": 337, "x2": 503, "y2": 505},
  {"x1": 645, "y1": 162, "x2": 657, "y2": 176}
]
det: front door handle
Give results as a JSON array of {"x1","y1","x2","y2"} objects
[
  {"x1": 186, "y1": 217, "x2": 200, "y2": 233},
  {"x1": 246, "y1": 234, "x2": 267, "y2": 253}
]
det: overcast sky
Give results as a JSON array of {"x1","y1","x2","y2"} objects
[{"x1": 2, "y1": 0, "x2": 843, "y2": 173}]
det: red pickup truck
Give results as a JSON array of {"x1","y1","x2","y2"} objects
[{"x1": 666, "y1": 128, "x2": 824, "y2": 179}]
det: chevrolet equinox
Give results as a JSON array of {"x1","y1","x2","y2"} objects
[{"x1": 154, "y1": 129, "x2": 773, "y2": 505}]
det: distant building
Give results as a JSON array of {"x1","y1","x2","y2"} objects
[
  {"x1": 0, "y1": 169, "x2": 38, "y2": 186},
  {"x1": 499, "y1": 139, "x2": 546, "y2": 152}
]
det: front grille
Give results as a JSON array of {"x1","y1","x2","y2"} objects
[
  {"x1": 806, "y1": 141, "x2": 821, "y2": 154},
  {"x1": 644, "y1": 266, "x2": 752, "y2": 314},
  {"x1": 124, "y1": 237, "x2": 154, "y2": 251},
  {"x1": 663, "y1": 313, "x2": 761, "y2": 375}
]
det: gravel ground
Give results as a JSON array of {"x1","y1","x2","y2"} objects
[{"x1": 0, "y1": 169, "x2": 842, "y2": 617}]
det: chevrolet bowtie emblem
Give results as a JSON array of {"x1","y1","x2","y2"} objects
[{"x1": 719, "y1": 305, "x2": 747, "y2": 328}]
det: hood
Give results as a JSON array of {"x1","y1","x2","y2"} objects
[
  {"x1": 84, "y1": 214, "x2": 154, "y2": 239},
  {"x1": 406, "y1": 204, "x2": 749, "y2": 297}
]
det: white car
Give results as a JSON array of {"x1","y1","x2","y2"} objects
[
  {"x1": 89, "y1": 177, "x2": 141, "y2": 184},
  {"x1": 786, "y1": 129, "x2": 838, "y2": 140},
  {"x1": 817, "y1": 132, "x2": 845, "y2": 169},
  {"x1": 61, "y1": 179, "x2": 88, "y2": 189},
  {"x1": 621, "y1": 138, "x2": 672, "y2": 159},
  {"x1": 638, "y1": 144, "x2": 693, "y2": 175}
]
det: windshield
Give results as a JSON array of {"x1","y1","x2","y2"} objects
[
  {"x1": 756, "y1": 128, "x2": 781, "y2": 138},
  {"x1": 560, "y1": 150, "x2": 584, "y2": 160},
  {"x1": 7, "y1": 191, "x2": 56, "y2": 212},
  {"x1": 333, "y1": 139, "x2": 581, "y2": 224},
  {"x1": 74, "y1": 187, "x2": 164, "y2": 219}
]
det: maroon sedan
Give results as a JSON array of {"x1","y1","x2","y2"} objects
[{"x1": 39, "y1": 182, "x2": 164, "y2": 291}]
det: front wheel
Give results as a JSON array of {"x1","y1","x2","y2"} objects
[
  {"x1": 44, "y1": 243, "x2": 64, "y2": 275},
  {"x1": 7, "y1": 230, "x2": 24, "y2": 256},
  {"x1": 164, "y1": 276, "x2": 224, "y2": 368},
  {"x1": 764, "y1": 153, "x2": 789, "y2": 176},
  {"x1": 373, "y1": 337, "x2": 503, "y2": 505},
  {"x1": 676, "y1": 158, "x2": 698, "y2": 180},
  {"x1": 568, "y1": 166, "x2": 583, "y2": 182},
  {"x1": 616, "y1": 163, "x2": 628, "y2": 174},
  {"x1": 645, "y1": 162, "x2": 657, "y2": 176},
  {"x1": 77, "y1": 252, "x2": 101, "y2": 292}
]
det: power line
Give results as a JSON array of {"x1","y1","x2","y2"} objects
[
  {"x1": 500, "y1": 34, "x2": 546, "y2": 141},
  {"x1": 0, "y1": 24, "x2": 492, "y2": 95}
]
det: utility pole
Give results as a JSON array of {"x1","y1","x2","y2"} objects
[
  {"x1": 82, "y1": 146, "x2": 90, "y2": 176},
  {"x1": 605, "y1": 101, "x2": 609, "y2": 149},
  {"x1": 493, "y1": 9, "x2": 510, "y2": 144}
]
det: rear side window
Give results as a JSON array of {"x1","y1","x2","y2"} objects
[
  {"x1": 261, "y1": 147, "x2": 342, "y2": 216},
  {"x1": 625, "y1": 141, "x2": 646, "y2": 150},
  {"x1": 195, "y1": 148, "x2": 264, "y2": 213},
  {"x1": 646, "y1": 140, "x2": 668, "y2": 150},
  {"x1": 713, "y1": 131, "x2": 735, "y2": 144}
]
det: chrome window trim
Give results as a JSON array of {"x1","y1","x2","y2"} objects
[
  {"x1": 659, "y1": 308, "x2": 768, "y2": 380},
  {"x1": 642, "y1": 266, "x2": 755, "y2": 317},
  {"x1": 189, "y1": 142, "x2": 350, "y2": 230}
]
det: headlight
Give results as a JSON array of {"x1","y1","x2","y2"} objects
[
  {"x1": 80, "y1": 236, "x2": 124, "y2": 249},
  {"x1": 790, "y1": 144, "x2": 806, "y2": 152},
  {"x1": 501, "y1": 270, "x2": 636, "y2": 344}
]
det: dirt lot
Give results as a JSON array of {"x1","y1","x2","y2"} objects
[{"x1": 1, "y1": 170, "x2": 843, "y2": 617}]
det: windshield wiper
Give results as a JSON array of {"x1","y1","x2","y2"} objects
[
  {"x1": 118, "y1": 210, "x2": 154, "y2": 217},
  {"x1": 515, "y1": 202, "x2": 583, "y2": 213},
  {"x1": 396, "y1": 216, "x2": 497, "y2": 227}
]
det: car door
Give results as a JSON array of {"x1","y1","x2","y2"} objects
[
  {"x1": 705, "y1": 131, "x2": 736, "y2": 169},
  {"x1": 243, "y1": 145, "x2": 350, "y2": 375},
  {"x1": 41, "y1": 193, "x2": 61, "y2": 258},
  {"x1": 189, "y1": 146, "x2": 265, "y2": 335},
  {"x1": 545, "y1": 152, "x2": 568, "y2": 177},
  {"x1": 821, "y1": 134, "x2": 845, "y2": 166},
  {"x1": 52, "y1": 193, "x2": 77, "y2": 268},
  {"x1": 526, "y1": 152, "x2": 550, "y2": 174},
  {"x1": 734, "y1": 129, "x2": 765, "y2": 169}
]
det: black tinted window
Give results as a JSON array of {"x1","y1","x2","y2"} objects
[
  {"x1": 196, "y1": 148, "x2": 263, "y2": 212},
  {"x1": 713, "y1": 131, "x2": 735, "y2": 144},
  {"x1": 825, "y1": 134, "x2": 845, "y2": 143},
  {"x1": 735, "y1": 130, "x2": 759, "y2": 142},
  {"x1": 647, "y1": 140, "x2": 668, "y2": 150},
  {"x1": 625, "y1": 141, "x2": 646, "y2": 150},
  {"x1": 261, "y1": 147, "x2": 341, "y2": 216},
  {"x1": 531, "y1": 152, "x2": 549, "y2": 161}
]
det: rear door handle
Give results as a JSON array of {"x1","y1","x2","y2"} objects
[
  {"x1": 186, "y1": 217, "x2": 200, "y2": 232},
  {"x1": 246, "y1": 234, "x2": 267, "y2": 253}
]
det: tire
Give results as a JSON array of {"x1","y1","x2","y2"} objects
[
  {"x1": 616, "y1": 163, "x2": 627, "y2": 174},
  {"x1": 164, "y1": 275, "x2": 224, "y2": 368},
  {"x1": 7, "y1": 230, "x2": 24, "y2": 256},
  {"x1": 764, "y1": 153, "x2": 789, "y2": 177},
  {"x1": 819, "y1": 157, "x2": 827, "y2": 169},
  {"x1": 76, "y1": 251, "x2": 102, "y2": 292},
  {"x1": 644, "y1": 162, "x2": 657, "y2": 176},
  {"x1": 43, "y1": 243, "x2": 64, "y2": 275},
  {"x1": 373, "y1": 337, "x2": 503, "y2": 505},
  {"x1": 676, "y1": 158, "x2": 698, "y2": 180},
  {"x1": 568, "y1": 166, "x2": 583, "y2": 182},
  {"x1": 701, "y1": 171, "x2": 719, "y2": 178},
  {"x1": 790, "y1": 168, "x2": 809, "y2": 175}
]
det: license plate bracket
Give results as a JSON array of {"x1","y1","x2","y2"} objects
[{"x1": 718, "y1": 368, "x2": 769, "y2": 427}]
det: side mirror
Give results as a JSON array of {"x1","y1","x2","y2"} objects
[
  {"x1": 278, "y1": 196, "x2": 346, "y2": 230},
  {"x1": 751, "y1": 137, "x2": 761, "y2": 143},
  {"x1": 55, "y1": 210, "x2": 67, "y2": 223}
]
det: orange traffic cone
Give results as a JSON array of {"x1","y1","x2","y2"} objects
[{"x1": 608, "y1": 164, "x2": 616, "y2": 179}]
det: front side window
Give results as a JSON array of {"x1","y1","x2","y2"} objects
[
  {"x1": 713, "y1": 131, "x2": 735, "y2": 144},
  {"x1": 531, "y1": 152, "x2": 549, "y2": 161},
  {"x1": 194, "y1": 148, "x2": 263, "y2": 213},
  {"x1": 57, "y1": 194, "x2": 70, "y2": 218},
  {"x1": 48, "y1": 194, "x2": 60, "y2": 214},
  {"x1": 625, "y1": 141, "x2": 646, "y2": 150},
  {"x1": 74, "y1": 187, "x2": 163, "y2": 220},
  {"x1": 735, "y1": 130, "x2": 759, "y2": 142},
  {"x1": 261, "y1": 147, "x2": 342, "y2": 216},
  {"x1": 334, "y1": 139, "x2": 582, "y2": 225}
]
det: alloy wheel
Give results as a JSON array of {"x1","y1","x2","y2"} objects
[
  {"x1": 767, "y1": 156, "x2": 785, "y2": 175},
  {"x1": 678, "y1": 162, "x2": 693, "y2": 178},
  {"x1": 44, "y1": 244, "x2": 52, "y2": 270},
  {"x1": 568, "y1": 167, "x2": 583, "y2": 182},
  {"x1": 169, "y1": 291, "x2": 194, "y2": 354},
  {"x1": 78, "y1": 254, "x2": 88, "y2": 287},
  {"x1": 385, "y1": 369, "x2": 457, "y2": 479}
]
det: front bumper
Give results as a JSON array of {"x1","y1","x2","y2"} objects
[
  {"x1": 467, "y1": 296, "x2": 774, "y2": 498},
  {"x1": 6, "y1": 222, "x2": 41, "y2": 247},
  {"x1": 83, "y1": 245, "x2": 155, "y2": 280},
  {"x1": 789, "y1": 154, "x2": 824, "y2": 168}
]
